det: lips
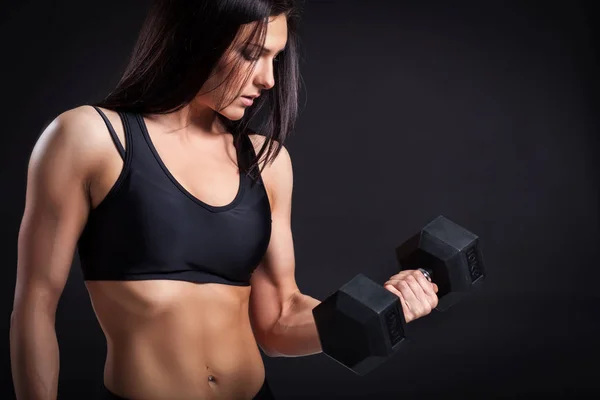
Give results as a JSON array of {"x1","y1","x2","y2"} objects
[{"x1": 240, "y1": 96, "x2": 254, "y2": 106}]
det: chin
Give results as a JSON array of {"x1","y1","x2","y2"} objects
[{"x1": 219, "y1": 107, "x2": 245, "y2": 122}]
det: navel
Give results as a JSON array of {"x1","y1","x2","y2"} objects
[{"x1": 206, "y1": 365, "x2": 217, "y2": 384}]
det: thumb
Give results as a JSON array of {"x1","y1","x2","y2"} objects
[
  {"x1": 432, "y1": 283, "x2": 439, "y2": 293},
  {"x1": 384, "y1": 283, "x2": 402, "y2": 298}
]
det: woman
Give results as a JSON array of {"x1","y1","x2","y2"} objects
[{"x1": 10, "y1": 1, "x2": 439, "y2": 399}]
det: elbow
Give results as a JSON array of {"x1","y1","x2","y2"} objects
[
  {"x1": 9, "y1": 310, "x2": 25, "y2": 347},
  {"x1": 10, "y1": 301, "x2": 56, "y2": 332},
  {"x1": 259, "y1": 344, "x2": 283, "y2": 358},
  {"x1": 256, "y1": 337, "x2": 280, "y2": 358},
  {"x1": 255, "y1": 327, "x2": 285, "y2": 358},
  {"x1": 10, "y1": 308, "x2": 25, "y2": 332},
  {"x1": 9, "y1": 309, "x2": 24, "y2": 347}
]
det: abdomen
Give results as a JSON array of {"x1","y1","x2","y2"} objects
[{"x1": 86, "y1": 279, "x2": 266, "y2": 400}]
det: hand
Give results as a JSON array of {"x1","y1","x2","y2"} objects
[{"x1": 384, "y1": 270, "x2": 439, "y2": 323}]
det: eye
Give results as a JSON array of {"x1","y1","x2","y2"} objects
[
  {"x1": 240, "y1": 45, "x2": 262, "y2": 61},
  {"x1": 241, "y1": 50, "x2": 260, "y2": 62}
]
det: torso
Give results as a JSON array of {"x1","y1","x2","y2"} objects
[{"x1": 84, "y1": 107, "x2": 273, "y2": 400}]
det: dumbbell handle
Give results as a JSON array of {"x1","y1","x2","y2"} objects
[{"x1": 418, "y1": 268, "x2": 433, "y2": 283}]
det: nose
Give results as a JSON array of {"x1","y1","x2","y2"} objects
[{"x1": 254, "y1": 59, "x2": 276, "y2": 91}]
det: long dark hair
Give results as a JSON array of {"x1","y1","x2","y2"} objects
[{"x1": 93, "y1": 0, "x2": 303, "y2": 179}]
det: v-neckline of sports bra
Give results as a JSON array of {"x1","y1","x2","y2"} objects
[{"x1": 136, "y1": 113, "x2": 246, "y2": 213}]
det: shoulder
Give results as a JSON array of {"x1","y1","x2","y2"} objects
[
  {"x1": 247, "y1": 134, "x2": 292, "y2": 180},
  {"x1": 247, "y1": 133, "x2": 293, "y2": 206},
  {"x1": 49, "y1": 104, "x2": 112, "y2": 133},
  {"x1": 247, "y1": 134, "x2": 292, "y2": 171},
  {"x1": 37, "y1": 105, "x2": 114, "y2": 150},
  {"x1": 30, "y1": 105, "x2": 121, "y2": 178}
]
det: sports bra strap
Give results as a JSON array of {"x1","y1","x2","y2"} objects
[{"x1": 92, "y1": 106, "x2": 126, "y2": 160}]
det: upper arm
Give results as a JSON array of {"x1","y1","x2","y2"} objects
[
  {"x1": 248, "y1": 136, "x2": 299, "y2": 340},
  {"x1": 13, "y1": 106, "x2": 102, "y2": 316}
]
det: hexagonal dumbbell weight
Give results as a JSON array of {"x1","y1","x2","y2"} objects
[
  {"x1": 312, "y1": 215, "x2": 486, "y2": 376},
  {"x1": 395, "y1": 215, "x2": 486, "y2": 312},
  {"x1": 311, "y1": 273, "x2": 406, "y2": 376}
]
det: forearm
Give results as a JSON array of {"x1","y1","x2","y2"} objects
[
  {"x1": 10, "y1": 309, "x2": 60, "y2": 400},
  {"x1": 265, "y1": 292, "x2": 322, "y2": 357}
]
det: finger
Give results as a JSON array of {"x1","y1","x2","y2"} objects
[
  {"x1": 384, "y1": 277, "x2": 409, "y2": 288},
  {"x1": 384, "y1": 284, "x2": 405, "y2": 310},
  {"x1": 384, "y1": 284, "x2": 413, "y2": 322},
  {"x1": 388, "y1": 272, "x2": 438, "y2": 312},
  {"x1": 412, "y1": 272, "x2": 439, "y2": 309},
  {"x1": 404, "y1": 275, "x2": 431, "y2": 315},
  {"x1": 418, "y1": 268, "x2": 432, "y2": 282},
  {"x1": 385, "y1": 270, "x2": 420, "y2": 285},
  {"x1": 412, "y1": 271, "x2": 439, "y2": 309},
  {"x1": 413, "y1": 271, "x2": 437, "y2": 298},
  {"x1": 385, "y1": 270, "x2": 414, "y2": 283},
  {"x1": 412, "y1": 270, "x2": 432, "y2": 290},
  {"x1": 386, "y1": 278, "x2": 416, "y2": 296},
  {"x1": 396, "y1": 279, "x2": 421, "y2": 314}
]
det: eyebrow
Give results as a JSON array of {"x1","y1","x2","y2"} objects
[{"x1": 246, "y1": 43, "x2": 285, "y2": 55}]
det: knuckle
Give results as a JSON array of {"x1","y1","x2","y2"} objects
[
  {"x1": 430, "y1": 296, "x2": 439, "y2": 309},
  {"x1": 416, "y1": 304, "x2": 425, "y2": 316},
  {"x1": 416, "y1": 273, "x2": 429, "y2": 285}
]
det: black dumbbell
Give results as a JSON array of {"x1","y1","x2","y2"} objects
[
  {"x1": 396, "y1": 215, "x2": 486, "y2": 311},
  {"x1": 312, "y1": 215, "x2": 486, "y2": 376}
]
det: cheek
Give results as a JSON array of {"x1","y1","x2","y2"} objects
[
  {"x1": 200, "y1": 72, "x2": 225, "y2": 98},
  {"x1": 195, "y1": 57, "x2": 253, "y2": 110},
  {"x1": 196, "y1": 76, "x2": 227, "y2": 111}
]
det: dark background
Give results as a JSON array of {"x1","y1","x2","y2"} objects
[{"x1": 2, "y1": 0, "x2": 599, "y2": 399}]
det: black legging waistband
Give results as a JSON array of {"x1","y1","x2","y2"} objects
[{"x1": 99, "y1": 378, "x2": 275, "y2": 400}]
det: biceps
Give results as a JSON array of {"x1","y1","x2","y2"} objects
[
  {"x1": 249, "y1": 216, "x2": 298, "y2": 332},
  {"x1": 16, "y1": 196, "x2": 87, "y2": 310},
  {"x1": 14, "y1": 134, "x2": 90, "y2": 314}
]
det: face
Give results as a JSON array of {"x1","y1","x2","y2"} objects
[{"x1": 195, "y1": 14, "x2": 289, "y2": 121}]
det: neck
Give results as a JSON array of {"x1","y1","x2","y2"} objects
[{"x1": 146, "y1": 102, "x2": 229, "y2": 139}]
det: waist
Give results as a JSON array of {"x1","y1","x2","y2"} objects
[
  {"x1": 86, "y1": 280, "x2": 265, "y2": 399},
  {"x1": 104, "y1": 337, "x2": 265, "y2": 400}
]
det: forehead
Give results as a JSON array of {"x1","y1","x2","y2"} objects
[
  {"x1": 264, "y1": 14, "x2": 288, "y2": 47},
  {"x1": 239, "y1": 14, "x2": 288, "y2": 49}
]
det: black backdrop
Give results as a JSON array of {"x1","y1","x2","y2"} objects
[{"x1": 2, "y1": 1, "x2": 599, "y2": 399}]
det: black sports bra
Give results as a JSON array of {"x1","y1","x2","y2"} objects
[{"x1": 77, "y1": 106, "x2": 272, "y2": 286}]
